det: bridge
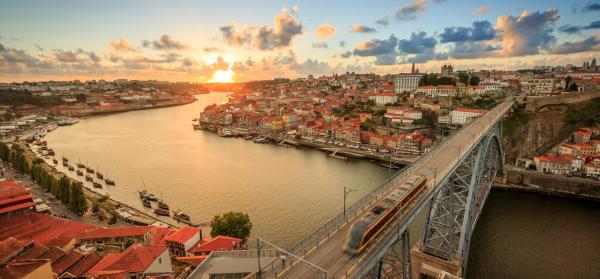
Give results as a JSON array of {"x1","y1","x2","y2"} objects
[{"x1": 190, "y1": 100, "x2": 513, "y2": 279}]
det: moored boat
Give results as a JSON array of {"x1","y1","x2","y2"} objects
[
  {"x1": 62, "y1": 161, "x2": 68, "y2": 167},
  {"x1": 105, "y1": 178, "x2": 115, "y2": 186},
  {"x1": 86, "y1": 167, "x2": 95, "y2": 174},
  {"x1": 154, "y1": 208, "x2": 170, "y2": 216},
  {"x1": 76, "y1": 170, "x2": 83, "y2": 176},
  {"x1": 77, "y1": 163, "x2": 85, "y2": 168},
  {"x1": 173, "y1": 211, "x2": 191, "y2": 222},
  {"x1": 253, "y1": 136, "x2": 269, "y2": 144},
  {"x1": 96, "y1": 172, "x2": 104, "y2": 179},
  {"x1": 68, "y1": 165, "x2": 75, "y2": 171},
  {"x1": 143, "y1": 199, "x2": 152, "y2": 208},
  {"x1": 92, "y1": 182, "x2": 102, "y2": 189},
  {"x1": 85, "y1": 175, "x2": 93, "y2": 182},
  {"x1": 52, "y1": 159, "x2": 58, "y2": 164},
  {"x1": 158, "y1": 200, "x2": 170, "y2": 211},
  {"x1": 146, "y1": 193, "x2": 158, "y2": 201}
]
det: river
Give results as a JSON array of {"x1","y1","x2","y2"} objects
[{"x1": 45, "y1": 92, "x2": 599, "y2": 277}]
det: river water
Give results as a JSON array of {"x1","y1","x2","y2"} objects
[{"x1": 45, "y1": 92, "x2": 599, "y2": 277}]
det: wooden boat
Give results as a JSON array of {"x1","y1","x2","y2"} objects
[
  {"x1": 158, "y1": 201, "x2": 170, "y2": 211},
  {"x1": 92, "y1": 182, "x2": 102, "y2": 189},
  {"x1": 173, "y1": 211, "x2": 191, "y2": 222},
  {"x1": 154, "y1": 208, "x2": 170, "y2": 216},
  {"x1": 85, "y1": 175, "x2": 93, "y2": 182},
  {"x1": 86, "y1": 167, "x2": 95, "y2": 174},
  {"x1": 52, "y1": 159, "x2": 58, "y2": 164},
  {"x1": 47, "y1": 149, "x2": 55, "y2": 156},
  {"x1": 77, "y1": 163, "x2": 85, "y2": 168},
  {"x1": 62, "y1": 161, "x2": 68, "y2": 167},
  {"x1": 76, "y1": 170, "x2": 83, "y2": 176},
  {"x1": 143, "y1": 199, "x2": 152, "y2": 208},
  {"x1": 62, "y1": 157, "x2": 68, "y2": 163},
  {"x1": 68, "y1": 166, "x2": 75, "y2": 171}
]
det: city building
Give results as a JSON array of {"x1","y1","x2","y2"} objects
[
  {"x1": 533, "y1": 156, "x2": 572, "y2": 174},
  {"x1": 187, "y1": 235, "x2": 242, "y2": 256},
  {"x1": 521, "y1": 78, "x2": 556, "y2": 96},
  {"x1": 394, "y1": 74, "x2": 421, "y2": 93},
  {"x1": 0, "y1": 180, "x2": 35, "y2": 217},
  {"x1": 441, "y1": 64, "x2": 454, "y2": 76},
  {"x1": 164, "y1": 227, "x2": 201, "y2": 257},
  {"x1": 365, "y1": 93, "x2": 399, "y2": 105},
  {"x1": 450, "y1": 108, "x2": 488, "y2": 125}
]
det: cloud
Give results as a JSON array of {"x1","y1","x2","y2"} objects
[
  {"x1": 399, "y1": 48, "x2": 448, "y2": 64},
  {"x1": 54, "y1": 48, "x2": 100, "y2": 63},
  {"x1": 375, "y1": 15, "x2": 390, "y2": 26},
  {"x1": 558, "y1": 20, "x2": 600, "y2": 34},
  {"x1": 219, "y1": 25, "x2": 253, "y2": 47},
  {"x1": 350, "y1": 24, "x2": 376, "y2": 33},
  {"x1": 473, "y1": 6, "x2": 489, "y2": 15},
  {"x1": 110, "y1": 38, "x2": 136, "y2": 52},
  {"x1": 34, "y1": 44, "x2": 44, "y2": 51},
  {"x1": 203, "y1": 47, "x2": 221, "y2": 52},
  {"x1": 398, "y1": 31, "x2": 437, "y2": 54},
  {"x1": 374, "y1": 53, "x2": 398, "y2": 65},
  {"x1": 292, "y1": 5, "x2": 300, "y2": 14},
  {"x1": 548, "y1": 35, "x2": 600, "y2": 54},
  {"x1": 339, "y1": 40, "x2": 346, "y2": 47},
  {"x1": 582, "y1": 1, "x2": 600, "y2": 12},
  {"x1": 439, "y1": 20, "x2": 495, "y2": 43},
  {"x1": 448, "y1": 42, "x2": 501, "y2": 59},
  {"x1": 496, "y1": 9, "x2": 560, "y2": 56},
  {"x1": 395, "y1": 0, "x2": 427, "y2": 20},
  {"x1": 315, "y1": 23, "x2": 336, "y2": 38},
  {"x1": 220, "y1": 8, "x2": 303, "y2": 51},
  {"x1": 150, "y1": 34, "x2": 187, "y2": 50},
  {"x1": 311, "y1": 42, "x2": 328, "y2": 49},
  {"x1": 353, "y1": 35, "x2": 398, "y2": 56},
  {"x1": 340, "y1": 51, "x2": 352, "y2": 58}
]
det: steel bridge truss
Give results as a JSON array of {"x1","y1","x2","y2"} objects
[
  {"x1": 361, "y1": 121, "x2": 504, "y2": 279},
  {"x1": 421, "y1": 121, "x2": 504, "y2": 275}
]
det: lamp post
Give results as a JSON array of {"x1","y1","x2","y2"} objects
[{"x1": 343, "y1": 186, "x2": 357, "y2": 217}]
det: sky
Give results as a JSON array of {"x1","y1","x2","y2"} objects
[{"x1": 0, "y1": 0, "x2": 599, "y2": 83}]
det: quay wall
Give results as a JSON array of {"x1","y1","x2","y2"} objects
[
  {"x1": 495, "y1": 168, "x2": 600, "y2": 201},
  {"x1": 525, "y1": 91, "x2": 600, "y2": 112}
]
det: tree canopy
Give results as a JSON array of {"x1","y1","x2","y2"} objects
[{"x1": 210, "y1": 211, "x2": 252, "y2": 242}]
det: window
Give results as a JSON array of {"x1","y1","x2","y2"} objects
[{"x1": 159, "y1": 257, "x2": 162, "y2": 264}]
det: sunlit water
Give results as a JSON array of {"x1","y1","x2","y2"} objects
[{"x1": 46, "y1": 93, "x2": 599, "y2": 276}]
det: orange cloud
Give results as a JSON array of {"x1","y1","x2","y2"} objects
[
  {"x1": 315, "y1": 23, "x2": 336, "y2": 39},
  {"x1": 473, "y1": 6, "x2": 489, "y2": 15},
  {"x1": 110, "y1": 38, "x2": 136, "y2": 52}
]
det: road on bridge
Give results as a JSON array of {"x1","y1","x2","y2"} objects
[{"x1": 277, "y1": 101, "x2": 514, "y2": 279}]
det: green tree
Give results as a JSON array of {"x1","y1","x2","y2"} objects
[
  {"x1": 70, "y1": 182, "x2": 87, "y2": 215},
  {"x1": 210, "y1": 211, "x2": 252, "y2": 242},
  {"x1": 470, "y1": 76, "x2": 481, "y2": 86}
]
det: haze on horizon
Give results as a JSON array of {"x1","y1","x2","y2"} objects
[{"x1": 0, "y1": 0, "x2": 599, "y2": 83}]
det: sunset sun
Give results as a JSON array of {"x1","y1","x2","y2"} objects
[{"x1": 207, "y1": 54, "x2": 235, "y2": 83}]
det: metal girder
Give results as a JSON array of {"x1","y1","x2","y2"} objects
[{"x1": 421, "y1": 121, "x2": 504, "y2": 273}]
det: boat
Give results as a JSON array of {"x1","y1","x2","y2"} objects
[
  {"x1": 143, "y1": 199, "x2": 152, "y2": 208},
  {"x1": 86, "y1": 166, "x2": 95, "y2": 174},
  {"x1": 62, "y1": 157, "x2": 68, "y2": 163},
  {"x1": 158, "y1": 200, "x2": 170, "y2": 211},
  {"x1": 105, "y1": 179, "x2": 115, "y2": 186},
  {"x1": 68, "y1": 166, "x2": 75, "y2": 171},
  {"x1": 62, "y1": 161, "x2": 68, "y2": 167},
  {"x1": 85, "y1": 175, "x2": 93, "y2": 182},
  {"x1": 76, "y1": 163, "x2": 85, "y2": 168},
  {"x1": 52, "y1": 159, "x2": 58, "y2": 164},
  {"x1": 380, "y1": 162, "x2": 401, "y2": 170},
  {"x1": 47, "y1": 149, "x2": 55, "y2": 156},
  {"x1": 173, "y1": 211, "x2": 191, "y2": 222},
  {"x1": 92, "y1": 182, "x2": 102, "y2": 189},
  {"x1": 96, "y1": 172, "x2": 104, "y2": 179},
  {"x1": 154, "y1": 208, "x2": 170, "y2": 216},
  {"x1": 146, "y1": 193, "x2": 158, "y2": 201},
  {"x1": 138, "y1": 190, "x2": 148, "y2": 199},
  {"x1": 76, "y1": 170, "x2": 83, "y2": 176},
  {"x1": 253, "y1": 136, "x2": 269, "y2": 144},
  {"x1": 218, "y1": 128, "x2": 233, "y2": 137},
  {"x1": 244, "y1": 135, "x2": 254, "y2": 140}
]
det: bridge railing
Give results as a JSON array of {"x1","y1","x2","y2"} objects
[{"x1": 287, "y1": 114, "x2": 481, "y2": 257}]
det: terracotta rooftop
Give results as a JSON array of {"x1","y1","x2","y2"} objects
[
  {"x1": 38, "y1": 246, "x2": 66, "y2": 264},
  {"x1": 0, "y1": 237, "x2": 30, "y2": 262},
  {"x1": 63, "y1": 251, "x2": 102, "y2": 277},
  {"x1": 188, "y1": 235, "x2": 241, "y2": 254},
  {"x1": 15, "y1": 243, "x2": 48, "y2": 261},
  {"x1": 101, "y1": 244, "x2": 167, "y2": 273},
  {"x1": 454, "y1": 107, "x2": 488, "y2": 114},
  {"x1": 52, "y1": 249, "x2": 84, "y2": 276},
  {"x1": 175, "y1": 256, "x2": 207, "y2": 266},
  {"x1": 87, "y1": 253, "x2": 121, "y2": 276},
  {"x1": 0, "y1": 259, "x2": 51, "y2": 279},
  {"x1": 79, "y1": 226, "x2": 152, "y2": 240},
  {"x1": 0, "y1": 212, "x2": 97, "y2": 246},
  {"x1": 164, "y1": 227, "x2": 199, "y2": 244}
]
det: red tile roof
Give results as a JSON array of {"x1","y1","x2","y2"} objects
[
  {"x1": 102, "y1": 244, "x2": 167, "y2": 273},
  {"x1": 63, "y1": 252, "x2": 102, "y2": 277},
  {"x1": 79, "y1": 226, "x2": 151, "y2": 240},
  {"x1": 454, "y1": 107, "x2": 488, "y2": 114},
  {"x1": 164, "y1": 227, "x2": 199, "y2": 244},
  {"x1": 15, "y1": 243, "x2": 48, "y2": 261},
  {"x1": 175, "y1": 256, "x2": 207, "y2": 266},
  {"x1": 0, "y1": 212, "x2": 97, "y2": 246},
  {"x1": 0, "y1": 202, "x2": 35, "y2": 215},
  {"x1": 188, "y1": 235, "x2": 241, "y2": 254},
  {"x1": 87, "y1": 253, "x2": 121, "y2": 276},
  {"x1": 93, "y1": 270, "x2": 127, "y2": 279},
  {"x1": 52, "y1": 249, "x2": 84, "y2": 275},
  {"x1": 0, "y1": 237, "x2": 29, "y2": 261},
  {"x1": 0, "y1": 259, "x2": 51, "y2": 279},
  {"x1": 149, "y1": 226, "x2": 175, "y2": 246},
  {"x1": 535, "y1": 156, "x2": 571, "y2": 164},
  {"x1": 38, "y1": 246, "x2": 66, "y2": 264}
]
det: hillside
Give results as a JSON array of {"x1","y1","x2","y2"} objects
[{"x1": 502, "y1": 98, "x2": 600, "y2": 164}]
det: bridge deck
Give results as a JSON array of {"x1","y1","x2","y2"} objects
[{"x1": 275, "y1": 101, "x2": 514, "y2": 279}]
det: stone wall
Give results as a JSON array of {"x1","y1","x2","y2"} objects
[
  {"x1": 526, "y1": 91, "x2": 600, "y2": 112},
  {"x1": 498, "y1": 169, "x2": 600, "y2": 200}
]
